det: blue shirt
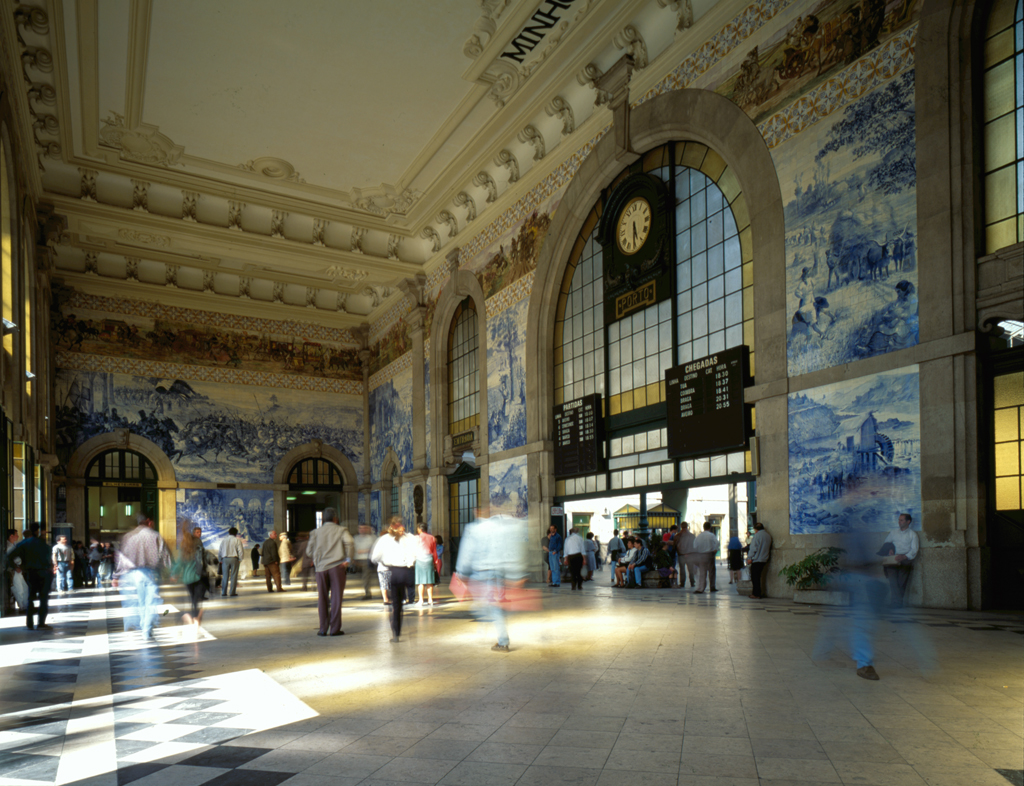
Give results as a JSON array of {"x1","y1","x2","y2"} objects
[
  {"x1": 9, "y1": 537, "x2": 50, "y2": 571},
  {"x1": 547, "y1": 532, "x2": 563, "y2": 554}
]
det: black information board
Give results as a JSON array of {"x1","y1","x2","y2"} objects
[
  {"x1": 665, "y1": 346, "x2": 750, "y2": 459},
  {"x1": 553, "y1": 393, "x2": 604, "y2": 478}
]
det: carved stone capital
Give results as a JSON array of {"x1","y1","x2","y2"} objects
[
  {"x1": 387, "y1": 234, "x2": 401, "y2": 260},
  {"x1": 181, "y1": 190, "x2": 199, "y2": 222},
  {"x1": 79, "y1": 168, "x2": 97, "y2": 201},
  {"x1": 517, "y1": 124, "x2": 546, "y2": 161},
  {"x1": 446, "y1": 247, "x2": 461, "y2": 280},
  {"x1": 437, "y1": 210, "x2": 459, "y2": 239},
  {"x1": 657, "y1": 0, "x2": 694, "y2": 31},
  {"x1": 545, "y1": 96, "x2": 576, "y2": 137},
  {"x1": 454, "y1": 192, "x2": 477, "y2": 222},
  {"x1": 313, "y1": 218, "x2": 327, "y2": 246},
  {"x1": 398, "y1": 273, "x2": 428, "y2": 308},
  {"x1": 422, "y1": 226, "x2": 442, "y2": 253},
  {"x1": 406, "y1": 305, "x2": 427, "y2": 334},
  {"x1": 126, "y1": 257, "x2": 140, "y2": 282},
  {"x1": 613, "y1": 25, "x2": 648, "y2": 69},
  {"x1": 351, "y1": 226, "x2": 367, "y2": 253},
  {"x1": 165, "y1": 264, "x2": 178, "y2": 288},
  {"x1": 228, "y1": 201, "x2": 245, "y2": 231},
  {"x1": 130, "y1": 180, "x2": 149, "y2": 212},
  {"x1": 595, "y1": 54, "x2": 635, "y2": 157},
  {"x1": 84, "y1": 252, "x2": 98, "y2": 276},
  {"x1": 271, "y1": 210, "x2": 287, "y2": 239},
  {"x1": 272, "y1": 282, "x2": 285, "y2": 303}
]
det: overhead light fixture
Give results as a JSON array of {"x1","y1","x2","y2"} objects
[
  {"x1": 286, "y1": 496, "x2": 297, "y2": 501},
  {"x1": 302, "y1": 490, "x2": 317, "y2": 496},
  {"x1": 2, "y1": 319, "x2": 15, "y2": 335},
  {"x1": 100, "y1": 505, "x2": 105, "y2": 517}
]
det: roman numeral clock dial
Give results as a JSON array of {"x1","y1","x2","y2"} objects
[{"x1": 616, "y1": 197, "x2": 652, "y2": 255}]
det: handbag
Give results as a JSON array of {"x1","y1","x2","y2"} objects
[
  {"x1": 174, "y1": 555, "x2": 201, "y2": 585},
  {"x1": 12, "y1": 570, "x2": 28, "y2": 608},
  {"x1": 449, "y1": 573, "x2": 470, "y2": 601}
]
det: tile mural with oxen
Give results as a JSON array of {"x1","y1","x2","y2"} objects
[
  {"x1": 487, "y1": 296, "x2": 528, "y2": 453},
  {"x1": 178, "y1": 489, "x2": 274, "y2": 551},
  {"x1": 55, "y1": 370, "x2": 363, "y2": 484},
  {"x1": 369, "y1": 366, "x2": 413, "y2": 483},
  {"x1": 774, "y1": 65, "x2": 921, "y2": 376},
  {"x1": 489, "y1": 455, "x2": 528, "y2": 519},
  {"x1": 774, "y1": 68, "x2": 918, "y2": 377},
  {"x1": 788, "y1": 367, "x2": 921, "y2": 534}
]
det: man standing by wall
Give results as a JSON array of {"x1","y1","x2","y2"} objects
[
  {"x1": 308, "y1": 508, "x2": 354, "y2": 636},
  {"x1": 261, "y1": 531, "x2": 284, "y2": 593},
  {"x1": 52, "y1": 536, "x2": 74, "y2": 594},
  {"x1": 546, "y1": 524, "x2": 563, "y2": 588},
  {"x1": 748, "y1": 521, "x2": 772, "y2": 599},
  {"x1": 8, "y1": 524, "x2": 51, "y2": 630},
  {"x1": 115, "y1": 512, "x2": 171, "y2": 641},
  {"x1": 882, "y1": 513, "x2": 918, "y2": 608},
  {"x1": 218, "y1": 527, "x2": 243, "y2": 597},
  {"x1": 673, "y1": 524, "x2": 698, "y2": 589},
  {"x1": 694, "y1": 523, "x2": 720, "y2": 594}
]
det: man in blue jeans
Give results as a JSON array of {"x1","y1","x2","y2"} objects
[
  {"x1": 115, "y1": 512, "x2": 171, "y2": 641},
  {"x1": 52, "y1": 536, "x2": 75, "y2": 593},
  {"x1": 628, "y1": 538, "x2": 650, "y2": 587},
  {"x1": 546, "y1": 524, "x2": 562, "y2": 587}
]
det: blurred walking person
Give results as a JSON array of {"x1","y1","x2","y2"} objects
[
  {"x1": 673, "y1": 524, "x2": 699, "y2": 589},
  {"x1": 261, "y1": 531, "x2": 285, "y2": 592},
  {"x1": 354, "y1": 524, "x2": 376, "y2": 599},
  {"x1": 414, "y1": 523, "x2": 440, "y2": 606},
  {"x1": 456, "y1": 504, "x2": 529, "y2": 652},
  {"x1": 115, "y1": 512, "x2": 171, "y2": 641},
  {"x1": 370, "y1": 516, "x2": 417, "y2": 642},
  {"x1": 174, "y1": 521, "x2": 206, "y2": 631},
  {"x1": 8, "y1": 523, "x2": 52, "y2": 630},
  {"x1": 584, "y1": 532, "x2": 598, "y2": 581},
  {"x1": 727, "y1": 535, "x2": 744, "y2": 585}
]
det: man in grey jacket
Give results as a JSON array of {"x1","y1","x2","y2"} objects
[{"x1": 308, "y1": 507, "x2": 355, "y2": 636}]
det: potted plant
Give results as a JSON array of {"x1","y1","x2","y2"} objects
[{"x1": 779, "y1": 547, "x2": 849, "y2": 606}]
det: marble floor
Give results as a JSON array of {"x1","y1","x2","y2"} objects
[{"x1": 0, "y1": 574, "x2": 1021, "y2": 786}]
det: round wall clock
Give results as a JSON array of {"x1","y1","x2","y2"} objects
[{"x1": 616, "y1": 196, "x2": 652, "y2": 255}]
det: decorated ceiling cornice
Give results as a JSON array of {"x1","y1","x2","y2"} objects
[{"x1": 0, "y1": 0, "x2": 729, "y2": 324}]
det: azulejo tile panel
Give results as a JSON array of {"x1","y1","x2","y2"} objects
[{"x1": 368, "y1": 350, "x2": 412, "y2": 392}]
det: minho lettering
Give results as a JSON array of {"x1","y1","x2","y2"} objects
[{"x1": 501, "y1": 0, "x2": 577, "y2": 64}]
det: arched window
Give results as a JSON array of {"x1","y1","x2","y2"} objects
[
  {"x1": 554, "y1": 142, "x2": 754, "y2": 498},
  {"x1": 448, "y1": 298, "x2": 479, "y2": 434},
  {"x1": 85, "y1": 449, "x2": 158, "y2": 533},
  {"x1": 983, "y1": 0, "x2": 1024, "y2": 252},
  {"x1": 287, "y1": 458, "x2": 342, "y2": 488}
]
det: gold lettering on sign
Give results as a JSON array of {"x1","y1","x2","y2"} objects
[{"x1": 615, "y1": 281, "x2": 656, "y2": 320}]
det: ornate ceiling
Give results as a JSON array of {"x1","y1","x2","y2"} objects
[{"x1": 2, "y1": 0, "x2": 721, "y2": 327}]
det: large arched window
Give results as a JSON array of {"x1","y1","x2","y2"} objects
[
  {"x1": 447, "y1": 298, "x2": 479, "y2": 435},
  {"x1": 554, "y1": 142, "x2": 754, "y2": 498},
  {"x1": 86, "y1": 449, "x2": 159, "y2": 533},
  {"x1": 983, "y1": 0, "x2": 1024, "y2": 252}
]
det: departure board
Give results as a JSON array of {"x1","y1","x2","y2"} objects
[
  {"x1": 665, "y1": 346, "x2": 750, "y2": 459},
  {"x1": 553, "y1": 393, "x2": 604, "y2": 477}
]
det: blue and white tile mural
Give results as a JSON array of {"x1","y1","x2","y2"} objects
[
  {"x1": 489, "y1": 455, "x2": 528, "y2": 518},
  {"x1": 369, "y1": 367, "x2": 413, "y2": 482},
  {"x1": 370, "y1": 490, "x2": 382, "y2": 532},
  {"x1": 358, "y1": 494, "x2": 367, "y2": 530},
  {"x1": 403, "y1": 482, "x2": 415, "y2": 529},
  {"x1": 774, "y1": 69, "x2": 918, "y2": 377},
  {"x1": 179, "y1": 489, "x2": 273, "y2": 550},
  {"x1": 487, "y1": 296, "x2": 528, "y2": 453},
  {"x1": 789, "y1": 367, "x2": 921, "y2": 534},
  {"x1": 55, "y1": 370, "x2": 363, "y2": 484}
]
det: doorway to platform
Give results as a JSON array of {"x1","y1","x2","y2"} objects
[
  {"x1": 85, "y1": 449, "x2": 159, "y2": 540},
  {"x1": 285, "y1": 457, "x2": 344, "y2": 536}
]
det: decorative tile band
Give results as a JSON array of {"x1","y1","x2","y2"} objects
[
  {"x1": 486, "y1": 271, "x2": 534, "y2": 319},
  {"x1": 758, "y1": 26, "x2": 916, "y2": 149},
  {"x1": 57, "y1": 351, "x2": 363, "y2": 395},
  {"x1": 68, "y1": 292, "x2": 359, "y2": 346},
  {"x1": 368, "y1": 350, "x2": 413, "y2": 391}
]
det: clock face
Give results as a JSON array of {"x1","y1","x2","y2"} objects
[{"x1": 617, "y1": 197, "x2": 652, "y2": 255}]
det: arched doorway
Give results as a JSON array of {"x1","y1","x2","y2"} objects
[
  {"x1": 85, "y1": 449, "x2": 159, "y2": 538},
  {"x1": 285, "y1": 457, "x2": 344, "y2": 535}
]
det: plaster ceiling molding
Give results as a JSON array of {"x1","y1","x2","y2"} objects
[
  {"x1": 271, "y1": 210, "x2": 288, "y2": 239},
  {"x1": 517, "y1": 124, "x2": 547, "y2": 161},
  {"x1": 125, "y1": 257, "x2": 140, "y2": 281},
  {"x1": 324, "y1": 265, "x2": 369, "y2": 286},
  {"x1": 98, "y1": 112, "x2": 185, "y2": 167},
  {"x1": 176, "y1": 268, "x2": 205, "y2": 291},
  {"x1": 79, "y1": 169, "x2": 98, "y2": 202},
  {"x1": 350, "y1": 186, "x2": 422, "y2": 218},
  {"x1": 202, "y1": 270, "x2": 215, "y2": 293},
  {"x1": 313, "y1": 219, "x2": 328, "y2": 247},
  {"x1": 453, "y1": 192, "x2": 477, "y2": 222},
  {"x1": 387, "y1": 234, "x2": 401, "y2": 260},
  {"x1": 130, "y1": 180, "x2": 150, "y2": 212},
  {"x1": 613, "y1": 24, "x2": 648, "y2": 70},
  {"x1": 228, "y1": 201, "x2": 245, "y2": 231},
  {"x1": 181, "y1": 191, "x2": 199, "y2": 222},
  {"x1": 335, "y1": 292, "x2": 349, "y2": 313},
  {"x1": 577, "y1": 62, "x2": 612, "y2": 106},
  {"x1": 238, "y1": 276, "x2": 252, "y2": 299},
  {"x1": 350, "y1": 226, "x2": 367, "y2": 254},
  {"x1": 437, "y1": 210, "x2": 459, "y2": 239},
  {"x1": 472, "y1": 171, "x2": 498, "y2": 204},
  {"x1": 306, "y1": 287, "x2": 318, "y2": 308},
  {"x1": 272, "y1": 282, "x2": 285, "y2": 303},
  {"x1": 421, "y1": 226, "x2": 442, "y2": 253},
  {"x1": 363, "y1": 285, "x2": 396, "y2": 309},
  {"x1": 462, "y1": 0, "x2": 510, "y2": 59},
  {"x1": 165, "y1": 265, "x2": 179, "y2": 288},
  {"x1": 13, "y1": 4, "x2": 49, "y2": 44},
  {"x1": 545, "y1": 95, "x2": 576, "y2": 138},
  {"x1": 84, "y1": 252, "x2": 98, "y2": 276},
  {"x1": 238, "y1": 156, "x2": 306, "y2": 184},
  {"x1": 656, "y1": 0, "x2": 694, "y2": 32},
  {"x1": 117, "y1": 228, "x2": 170, "y2": 248},
  {"x1": 494, "y1": 149, "x2": 520, "y2": 183}
]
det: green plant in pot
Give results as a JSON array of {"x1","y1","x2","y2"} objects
[{"x1": 779, "y1": 547, "x2": 846, "y2": 590}]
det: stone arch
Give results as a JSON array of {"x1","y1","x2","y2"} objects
[
  {"x1": 429, "y1": 267, "x2": 490, "y2": 469},
  {"x1": 525, "y1": 87, "x2": 787, "y2": 446},
  {"x1": 64, "y1": 431, "x2": 177, "y2": 544},
  {"x1": 273, "y1": 440, "x2": 358, "y2": 488}
]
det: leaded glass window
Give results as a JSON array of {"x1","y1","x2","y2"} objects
[{"x1": 448, "y1": 299, "x2": 479, "y2": 434}]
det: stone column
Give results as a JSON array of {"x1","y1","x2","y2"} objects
[{"x1": 359, "y1": 337, "x2": 372, "y2": 526}]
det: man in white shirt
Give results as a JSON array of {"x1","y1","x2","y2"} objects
[
  {"x1": 563, "y1": 527, "x2": 586, "y2": 590},
  {"x1": 218, "y1": 527, "x2": 244, "y2": 596},
  {"x1": 882, "y1": 513, "x2": 919, "y2": 608},
  {"x1": 693, "y1": 523, "x2": 720, "y2": 594}
]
